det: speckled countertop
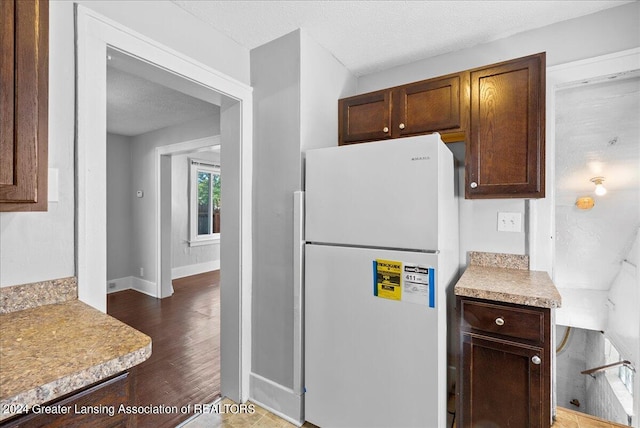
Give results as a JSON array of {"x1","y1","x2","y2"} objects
[
  {"x1": 454, "y1": 252, "x2": 562, "y2": 309},
  {"x1": 0, "y1": 300, "x2": 151, "y2": 421}
]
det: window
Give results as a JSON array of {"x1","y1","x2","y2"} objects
[
  {"x1": 603, "y1": 337, "x2": 634, "y2": 418},
  {"x1": 619, "y1": 364, "x2": 634, "y2": 395},
  {"x1": 604, "y1": 338, "x2": 634, "y2": 396},
  {"x1": 190, "y1": 158, "x2": 220, "y2": 245}
]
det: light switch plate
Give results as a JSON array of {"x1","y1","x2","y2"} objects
[{"x1": 497, "y1": 212, "x2": 522, "y2": 232}]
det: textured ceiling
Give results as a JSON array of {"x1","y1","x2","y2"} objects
[
  {"x1": 107, "y1": 65, "x2": 220, "y2": 137},
  {"x1": 172, "y1": 0, "x2": 632, "y2": 76},
  {"x1": 107, "y1": 0, "x2": 631, "y2": 136}
]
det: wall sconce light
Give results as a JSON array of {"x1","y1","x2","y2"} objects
[
  {"x1": 575, "y1": 196, "x2": 595, "y2": 210},
  {"x1": 590, "y1": 177, "x2": 607, "y2": 196}
]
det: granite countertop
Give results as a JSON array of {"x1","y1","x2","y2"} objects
[
  {"x1": 454, "y1": 252, "x2": 562, "y2": 309},
  {"x1": 0, "y1": 299, "x2": 152, "y2": 421}
]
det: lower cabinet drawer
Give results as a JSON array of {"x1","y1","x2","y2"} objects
[{"x1": 460, "y1": 299, "x2": 544, "y2": 343}]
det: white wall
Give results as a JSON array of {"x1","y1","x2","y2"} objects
[
  {"x1": 447, "y1": 142, "x2": 526, "y2": 266},
  {"x1": 553, "y1": 71, "x2": 639, "y2": 336},
  {"x1": 171, "y1": 150, "x2": 221, "y2": 277},
  {"x1": 0, "y1": 0, "x2": 248, "y2": 288},
  {"x1": 106, "y1": 134, "x2": 133, "y2": 280},
  {"x1": 299, "y1": 31, "x2": 358, "y2": 155},
  {"x1": 75, "y1": 1, "x2": 250, "y2": 85},
  {"x1": 607, "y1": 229, "x2": 639, "y2": 368}
]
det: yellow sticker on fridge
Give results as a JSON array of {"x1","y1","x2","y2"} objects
[{"x1": 375, "y1": 259, "x2": 402, "y2": 301}]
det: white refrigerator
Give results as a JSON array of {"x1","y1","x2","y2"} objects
[{"x1": 304, "y1": 133, "x2": 459, "y2": 427}]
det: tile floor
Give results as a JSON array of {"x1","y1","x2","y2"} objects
[
  {"x1": 178, "y1": 398, "x2": 315, "y2": 428},
  {"x1": 179, "y1": 398, "x2": 627, "y2": 428},
  {"x1": 179, "y1": 397, "x2": 455, "y2": 428}
]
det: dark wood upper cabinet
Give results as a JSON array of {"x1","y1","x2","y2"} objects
[
  {"x1": 339, "y1": 72, "x2": 469, "y2": 146},
  {"x1": 467, "y1": 53, "x2": 545, "y2": 199},
  {"x1": 395, "y1": 72, "x2": 468, "y2": 142},
  {"x1": 338, "y1": 53, "x2": 545, "y2": 199},
  {"x1": 339, "y1": 89, "x2": 392, "y2": 144},
  {"x1": 0, "y1": 0, "x2": 49, "y2": 212}
]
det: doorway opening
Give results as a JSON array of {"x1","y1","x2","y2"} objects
[
  {"x1": 76, "y1": 5, "x2": 252, "y2": 405},
  {"x1": 104, "y1": 46, "x2": 224, "y2": 426}
]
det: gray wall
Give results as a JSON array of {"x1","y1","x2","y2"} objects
[
  {"x1": 129, "y1": 115, "x2": 220, "y2": 286},
  {"x1": 106, "y1": 133, "x2": 133, "y2": 280},
  {"x1": 0, "y1": 0, "x2": 248, "y2": 288},
  {"x1": 250, "y1": 29, "x2": 357, "y2": 418},
  {"x1": 251, "y1": 30, "x2": 302, "y2": 390},
  {"x1": 106, "y1": 116, "x2": 220, "y2": 289},
  {"x1": 556, "y1": 326, "x2": 588, "y2": 411}
]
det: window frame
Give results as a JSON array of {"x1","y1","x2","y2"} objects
[
  {"x1": 603, "y1": 336, "x2": 634, "y2": 417},
  {"x1": 189, "y1": 158, "x2": 221, "y2": 246}
]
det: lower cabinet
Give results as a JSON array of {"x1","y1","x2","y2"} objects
[
  {"x1": 457, "y1": 297, "x2": 551, "y2": 428},
  {"x1": 0, "y1": 372, "x2": 133, "y2": 428}
]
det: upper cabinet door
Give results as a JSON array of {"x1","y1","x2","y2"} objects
[
  {"x1": 467, "y1": 53, "x2": 545, "y2": 199},
  {"x1": 339, "y1": 89, "x2": 392, "y2": 145},
  {"x1": 0, "y1": 0, "x2": 49, "y2": 212},
  {"x1": 1, "y1": 0, "x2": 16, "y2": 192},
  {"x1": 396, "y1": 72, "x2": 469, "y2": 143}
]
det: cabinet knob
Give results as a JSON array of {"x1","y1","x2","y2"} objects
[
  {"x1": 470, "y1": 181, "x2": 478, "y2": 189},
  {"x1": 383, "y1": 126, "x2": 389, "y2": 133},
  {"x1": 495, "y1": 317, "x2": 505, "y2": 326},
  {"x1": 399, "y1": 123, "x2": 405, "y2": 130},
  {"x1": 532, "y1": 355, "x2": 542, "y2": 365}
]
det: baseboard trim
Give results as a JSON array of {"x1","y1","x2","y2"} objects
[
  {"x1": 249, "y1": 373, "x2": 303, "y2": 426},
  {"x1": 131, "y1": 277, "x2": 157, "y2": 297},
  {"x1": 107, "y1": 276, "x2": 132, "y2": 294},
  {"x1": 172, "y1": 260, "x2": 220, "y2": 280},
  {"x1": 108, "y1": 276, "x2": 158, "y2": 297}
]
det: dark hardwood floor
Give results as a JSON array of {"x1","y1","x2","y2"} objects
[{"x1": 107, "y1": 271, "x2": 221, "y2": 428}]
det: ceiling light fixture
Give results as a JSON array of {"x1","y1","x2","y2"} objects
[
  {"x1": 590, "y1": 176, "x2": 607, "y2": 196},
  {"x1": 575, "y1": 196, "x2": 595, "y2": 210}
]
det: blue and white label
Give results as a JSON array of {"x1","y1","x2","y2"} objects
[{"x1": 402, "y1": 265, "x2": 435, "y2": 308}]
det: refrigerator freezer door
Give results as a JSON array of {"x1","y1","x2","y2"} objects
[
  {"x1": 304, "y1": 244, "x2": 447, "y2": 428},
  {"x1": 305, "y1": 134, "x2": 444, "y2": 251}
]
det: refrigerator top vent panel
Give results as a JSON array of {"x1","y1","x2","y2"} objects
[{"x1": 305, "y1": 134, "x2": 454, "y2": 251}]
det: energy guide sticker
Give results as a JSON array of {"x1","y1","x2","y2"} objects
[
  {"x1": 403, "y1": 265, "x2": 434, "y2": 307},
  {"x1": 374, "y1": 259, "x2": 402, "y2": 301}
]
